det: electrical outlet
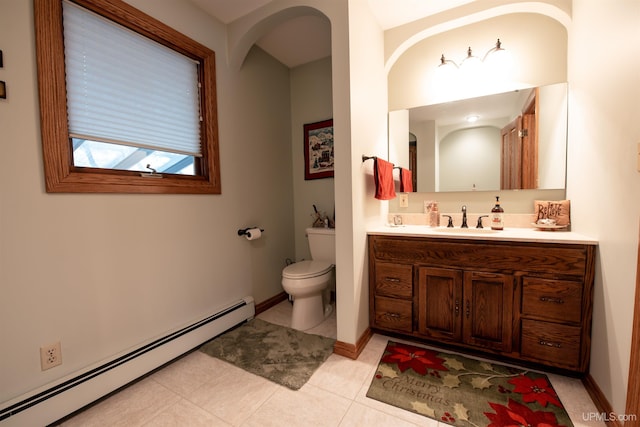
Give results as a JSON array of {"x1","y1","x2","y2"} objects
[
  {"x1": 40, "y1": 342, "x2": 62, "y2": 370},
  {"x1": 399, "y1": 193, "x2": 409, "y2": 208}
]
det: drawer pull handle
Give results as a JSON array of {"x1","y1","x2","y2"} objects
[
  {"x1": 539, "y1": 340, "x2": 562, "y2": 348},
  {"x1": 385, "y1": 277, "x2": 401, "y2": 282},
  {"x1": 385, "y1": 312, "x2": 400, "y2": 318},
  {"x1": 540, "y1": 296, "x2": 565, "y2": 304}
]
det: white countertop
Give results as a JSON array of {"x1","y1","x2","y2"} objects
[{"x1": 368, "y1": 224, "x2": 598, "y2": 245}]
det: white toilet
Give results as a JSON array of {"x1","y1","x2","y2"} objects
[{"x1": 282, "y1": 227, "x2": 335, "y2": 331}]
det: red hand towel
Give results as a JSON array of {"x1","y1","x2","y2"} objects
[
  {"x1": 374, "y1": 158, "x2": 396, "y2": 200},
  {"x1": 400, "y1": 168, "x2": 413, "y2": 193}
]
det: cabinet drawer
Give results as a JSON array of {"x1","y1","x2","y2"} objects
[
  {"x1": 375, "y1": 262, "x2": 413, "y2": 299},
  {"x1": 373, "y1": 296, "x2": 412, "y2": 332},
  {"x1": 521, "y1": 319, "x2": 581, "y2": 369},
  {"x1": 522, "y1": 277, "x2": 582, "y2": 323}
]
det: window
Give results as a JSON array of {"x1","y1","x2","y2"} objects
[{"x1": 34, "y1": 0, "x2": 221, "y2": 194}]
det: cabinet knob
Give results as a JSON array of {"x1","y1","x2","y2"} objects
[
  {"x1": 455, "y1": 299, "x2": 460, "y2": 315},
  {"x1": 465, "y1": 300, "x2": 470, "y2": 319}
]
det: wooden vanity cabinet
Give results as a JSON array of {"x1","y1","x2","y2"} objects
[{"x1": 368, "y1": 234, "x2": 596, "y2": 374}]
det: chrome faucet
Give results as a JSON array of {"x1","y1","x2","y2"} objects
[{"x1": 461, "y1": 205, "x2": 468, "y2": 228}]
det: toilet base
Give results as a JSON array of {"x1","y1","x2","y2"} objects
[{"x1": 290, "y1": 293, "x2": 328, "y2": 331}]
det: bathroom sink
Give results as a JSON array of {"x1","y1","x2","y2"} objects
[{"x1": 432, "y1": 227, "x2": 499, "y2": 234}]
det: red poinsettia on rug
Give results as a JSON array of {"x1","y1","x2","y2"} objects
[
  {"x1": 485, "y1": 398, "x2": 567, "y2": 427},
  {"x1": 509, "y1": 374, "x2": 562, "y2": 407},
  {"x1": 381, "y1": 342, "x2": 449, "y2": 376}
]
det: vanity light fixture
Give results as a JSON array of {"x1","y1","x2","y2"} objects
[{"x1": 439, "y1": 38, "x2": 506, "y2": 70}]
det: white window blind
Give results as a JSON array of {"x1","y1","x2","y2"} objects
[{"x1": 62, "y1": 1, "x2": 202, "y2": 157}]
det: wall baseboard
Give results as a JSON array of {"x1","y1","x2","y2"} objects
[
  {"x1": 255, "y1": 291, "x2": 288, "y2": 315},
  {"x1": 334, "y1": 327, "x2": 373, "y2": 359},
  {"x1": 582, "y1": 374, "x2": 623, "y2": 427},
  {"x1": 0, "y1": 297, "x2": 255, "y2": 427}
]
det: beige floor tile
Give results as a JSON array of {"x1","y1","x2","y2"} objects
[
  {"x1": 60, "y1": 377, "x2": 180, "y2": 427},
  {"x1": 546, "y1": 373, "x2": 606, "y2": 427},
  {"x1": 143, "y1": 399, "x2": 231, "y2": 426},
  {"x1": 308, "y1": 352, "x2": 379, "y2": 400},
  {"x1": 150, "y1": 350, "x2": 220, "y2": 398},
  {"x1": 357, "y1": 334, "x2": 394, "y2": 363},
  {"x1": 186, "y1": 360, "x2": 280, "y2": 426},
  {"x1": 256, "y1": 300, "x2": 293, "y2": 327},
  {"x1": 242, "y1": 383, "x2": 352, "y2": 427},
  {"x1": 339, "y1": 401, "x2": 421, "y2": 426}
]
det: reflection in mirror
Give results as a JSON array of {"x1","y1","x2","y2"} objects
[{"x1": 395, "y1": 82, "x2": 567, "y2": 193}]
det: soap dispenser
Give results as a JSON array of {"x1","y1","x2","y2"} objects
[
  {"x1": 491, "y1": 196, "x2": 504, "y2": 230},
  {"x1": 429, "y1": 201, "x2": 440, "y2": 227}
]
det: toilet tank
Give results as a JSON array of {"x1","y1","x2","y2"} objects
[{"x1": 306, "y1": 227, "x2": 336, "y2": 264}]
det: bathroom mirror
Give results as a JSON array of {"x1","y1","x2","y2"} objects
[{"x1": 395, "y1": 82, "x2": 567, "y2": 192}]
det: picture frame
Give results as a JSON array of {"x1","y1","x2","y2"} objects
[{"x1": 304, "y1": 119, "x2": 334, "y2": 180}]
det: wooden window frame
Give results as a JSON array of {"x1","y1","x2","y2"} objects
[{"x1": 34, "y1": 0, "x2": 221, "y2": 194}]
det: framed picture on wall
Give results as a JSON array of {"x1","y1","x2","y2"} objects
[{"x1": 304, "y1": 119, "x2": 334, "y2": 180}]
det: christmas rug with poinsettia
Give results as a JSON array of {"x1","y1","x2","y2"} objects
[{"x1": 366, "y1": 341, "x2": 573, "y2": 427}]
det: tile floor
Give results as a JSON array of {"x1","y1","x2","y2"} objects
[{"x1": 56, "y1": 301, "x2": 604, "y2": 426}]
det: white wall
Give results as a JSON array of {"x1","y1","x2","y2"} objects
[
  {"x1": 567, "y1": 0, "x2": 640, "y2": 414},
  {"x1": 333, "y1": 0, "x2": 388, "y2": 345},
  {"x1": 0, "y1": 0, "x2": 294, "y2": 406},
  {"x1": 290, "y1": 57, "x2": 334, "y2": 262}
]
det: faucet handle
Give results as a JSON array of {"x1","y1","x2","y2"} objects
[
  {"x1": 443, "y1": 215, "x2": 454, "y2": 228},
  {"x1": 476, "y1": 215, "x2": 489, "y2": 229}
]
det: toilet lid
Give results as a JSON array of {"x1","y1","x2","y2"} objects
[{"x1": 283, "y1": 260, "x2": 333, "y2": 279}]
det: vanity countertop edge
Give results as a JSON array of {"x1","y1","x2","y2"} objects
[{"x1": 367, "y1": 225, "x2": 598, "y2": 245}]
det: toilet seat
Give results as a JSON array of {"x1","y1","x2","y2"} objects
[{"x1": 282, "y1": 260, "x2": 333, "y2": 279}]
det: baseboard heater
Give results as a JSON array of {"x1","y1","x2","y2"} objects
[{"x1": 0, "y1": 296, "x2": 255, "y2": 427}]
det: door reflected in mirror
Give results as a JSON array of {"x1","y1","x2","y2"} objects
[{"x1": 392, "y1": 82, "x2": 567, "y2": 193}]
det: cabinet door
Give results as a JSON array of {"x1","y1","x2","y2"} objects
[
  {"x1": 462, "y1": 271, "x2": 514, "y2": 352},
  {"x1": 417, "y1": 267, "x2": 463, "y2": 342}
]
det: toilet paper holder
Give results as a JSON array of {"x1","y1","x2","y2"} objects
[{"x1": 237, "y1": 227, "x2": 264, "y2": 237}]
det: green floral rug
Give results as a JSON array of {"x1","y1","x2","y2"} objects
[
  {"x1": 366, "y1": 341, "x2": 573, "y2": 427},
  {"x1": 200, "y1": 318, "x2": 335, "y2": 390}
]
